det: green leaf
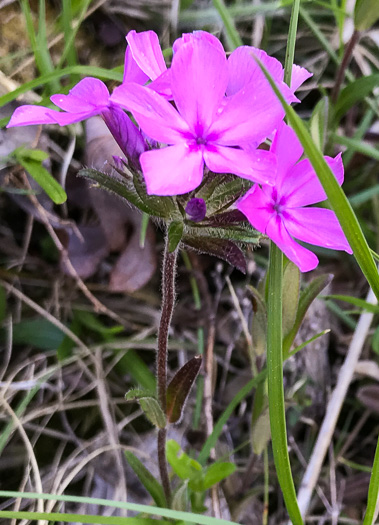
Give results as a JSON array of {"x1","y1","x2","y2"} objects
[
  {"x1": 324, "y1": 294, "x2": 379, "y2": 314},
  {"x1": 166, "y1": 355, "x2": 202, "y2": 423},
  {"x1": 282, "y1": 261, "x2": 301, "y2": 338},
  {"x1": 247, "y1": 286, "x2": 267, "y2": 357},
  {"x1": 166, "y1": 440, "x2": 202, "y2": 481},
  {"x1": 309, "y1": 97, "x2": 328, "y2": 151},
  {"x1": 251, "y1": 406, "x2": 271, "y2": 456},
  {"x1": 13, "y1": 154, "x2": 67, "y2": 205},
  {"x1": 202, "y1": 462, "x2": 236, "y2": 490},
  {"x1": 125, "y1": 389, "x2": 166, "y2": 429},
  {"x1": 132, "y1": 172, "x2": 179, "y2": 219},
  {"x1": 255, "y1": 56, "x2": 379, "y2": 304},
  {"x1": 334, "y1": 74, "x2": 379, "y2": 122},
  {"x1": 4, "y1": 318, "x2": 65, "y2": 350},
  {"x1": 168, "y1": 221, "x2": 184, "y2": 253},
  {"x1": 283, "y1": 273, "x2": 333, "y2": 355},
  {"x1": 354, "y1": 0, "x2": 379, "y2": 30},
  {"x1": 171, "y1": 481, "x2": 189, "y2": 512},
  {"x1": 124, "y1": 451, "x2": 166, "y2": 507},
  {"x1": 372, "y1": 326, "x2": 379, "y2": 355},
  {"x1": 78, "y1": 168, "x2": 159, "y2": 216},
  {"x1": 183, "y1": 237, "x2": 247, "y2": 273}
]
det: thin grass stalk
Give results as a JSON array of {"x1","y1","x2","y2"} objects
[
  {"x1": 267, "y1": 243, "x2": 303, "y2": 525},
  {"x1": 265, "y1": 1, "x2": 304, "y2": 522},
  {"x1": 211, "y1": 0, "x2": 243, "y2": 50},
  {"x1": 362, "y1": 434, "x2": 379, "y2": 524}
]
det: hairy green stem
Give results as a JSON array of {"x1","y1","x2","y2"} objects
[
  {"x1": 267, "y1": 243, "x2": 303, "y2": 525},
  {"x1": 156, "y1": 235, "x2": 178, "y2": 504}
]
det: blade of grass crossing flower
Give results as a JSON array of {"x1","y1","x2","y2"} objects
[
  {"x1": 267, "y1": 243, "x2": 303, "y2": 525},
  {"x1": 255, "y1": 58, "x2": 379, "y2": 302},
  {"x1": 212, "y1": 0, "x2": 243, "y2": 50},
  {"x1": 362, "y1": 436, "x2": 379, "y2": 525},
  {"x1": 0, "y1": 491, "x2": 238, "y2": 525}
]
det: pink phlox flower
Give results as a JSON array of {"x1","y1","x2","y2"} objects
[
  {"x1": 237, "y1": 123, "x2": 352, "y2": 272},
  {"x1": 110, "y1": 35, "x2": 296, "y2": 196}
]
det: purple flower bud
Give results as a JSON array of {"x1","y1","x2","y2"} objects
[{"x1": 185, "y1": 198, "x2": 206, "y2": 222}]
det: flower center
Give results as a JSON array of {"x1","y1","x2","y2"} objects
[{"x1": 196, "y1": 136, "x2": 207, "y2": 145}]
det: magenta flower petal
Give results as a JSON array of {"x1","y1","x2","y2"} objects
[
  {"x1": 226, "y1": 46, "x2": 297, "y2": 103},
  {"x1": 173, "y1": 30, "x2": 225, "y2": 56},
  {"x1": 210, "y1": 79, "x2": 285, "y2": 146},
  {"x1": 140, "y1": 144, "x2": 203, "y2": 195},
  {"x1": 270, "y1": 123, "x2": 303, "y2": 180},
  {"x1": 126, "y1": 30, "x2": 166, "y2": 81},
  {"x1": 204, "y1": 146, "x2": 276, "y2": 185},
  {"x1": 123, "y1": 46, "x2": 149, "y2": 85},
  {"x1": 238, "y1": 122, "x2": 351, "y2": 271},
  {"x1": 266, "y1": 215, "x2": 319, "y2": 272},
  {"x1": 6, "y1": 105, "x2": 63, "y2": 127},
  {"x1": 291, "y1": 64, "x2": 313, "y2": 92},
  {"x1": 284, "y1": 207, "x2": 352, "y2": 253},
  {"x1": 281, "y1": 154, "x2": 344, "y2": 208},
  {"x1": 236, "y1": 184, "x2": 275, "y2": 233},
  {"x1": 148, "y1": 69, "x2": 172, "y2": 98},
  {"x1": 110, "y1": 83, "x2": 190, "y2": 143},
  {"x1": 51, "y1": 78, "x2": 109, "y2": 113},
  {"x1": 227, "y1": 46, "x2": 283, "y2": 96},
  {"x1": 170, "y1": 38, "x2": 228, "y2": 135}
]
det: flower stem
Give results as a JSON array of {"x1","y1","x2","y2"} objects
[
  {"x1": 362, "y1": 433, "x2": 379, "y2": 525},
  {"x1": 156, "y1": 234, "x2": 178, "y2": 504},
  {"x1": 267, "y1": 242, "x2": 303, "y2": 525}
]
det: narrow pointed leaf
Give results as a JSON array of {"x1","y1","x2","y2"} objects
[
  {"x1": 166, "y1": 440, "x2": 202, "y2": 480},
  {"x1": 183, "y1": 237, "x2": 247, "y2": 273},
  {"x1": 283, "y1": 273, "x2": 333, "y2": 355},
  {"x1": 124, "y1": 450, "x2": 166, "y2": 507},
  {"x1": 166, "y1": 355, "x2": 202, "y2": 423},
  {"x1": 282, "y1": 261, "x2": 301, "y2": 338},
  {"x1": 168, "y1": 221, "x2": 184, "y2": 253},
  {"x1": 125, "y1": 389, "x2": 166, "y2": 429},
  {"x1": 334, "y1": 74, "x2": 379, "y2": 122}
]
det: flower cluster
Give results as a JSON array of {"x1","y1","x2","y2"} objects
[{"x1": 7, "y1": 30, "x2": 352, "y2": 272}]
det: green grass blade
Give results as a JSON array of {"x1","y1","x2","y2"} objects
[
  {"x1": 267, "y1": 243, "x2": 303, "y2": 525},
  {"x1": 255, "y1": 59, "x2": 379, "y2": 302},
  {"x1": 0, "y1": 491, "x2": 238, "y2": 525},
  {"x1": 332, "y1": 133, "x2": 379, "y2": 162},
  {"x1": 362, "y1": 436, "x2": 379, "y2": 525},
  {"x1": 0, "y1": 511, "x2": 167, "y2": 524},
  {"x1": 284, "y1": 0, "x2": 300, "y2": 86},
  {"x1": 211, "y1": 0, "x2": 242, "y2": 50},
  {"x1": 58, "y1": 0, "x2": 92, "y2": 72},
  {"x1": 197, "y1": 370, "x2": 267, "y2": 465}
]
